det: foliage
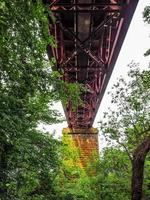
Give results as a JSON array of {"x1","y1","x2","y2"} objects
[
  {"x1": 143, "y1": 6, "x2": 150, "y2": 56},
  {"x1": 100, "y1": 65, "x2": 150, "y2": 158},
  {"x1": 0, "y1": 0, "x2": 150, "y2": 199},
  {"x1": 143, "y1": 6, "x2": 150, "y2": 24},
  {"x1": 2, "y1": 131, "x2": 61, "y2": 200},
  {"x1": 99, "y1": 65, "x2": 150, "y2": 199},
  {"x1": 95, "y1": 148, "x2": 131, "y2": 200},
  {"x1": 53, "y1": 134, "x2": 98, "y2": 200},
  {"x1": 0, "y1": 0, "x2": 82, "y2": 199},
  {"x1": 53, "y1": 134, "x2": 133, "y2": 200},
  {"x1": 54, "y1": 143, "x2": 150, "y2": 200},
  {"x1": 54, "y1": 136, "x2": 143, "y2": 200}
]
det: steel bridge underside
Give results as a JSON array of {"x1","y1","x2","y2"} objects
[{"x1": 48, "y1": 0, "x2": 138, "y2": 129}]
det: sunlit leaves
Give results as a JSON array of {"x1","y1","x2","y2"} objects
[{"x1": 100, "y1": 66, "x2": 150, "y2": 154}]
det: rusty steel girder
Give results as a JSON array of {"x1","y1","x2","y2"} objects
[{"x1": 47, "y1": 0, "x2": 139, "y2": 128}]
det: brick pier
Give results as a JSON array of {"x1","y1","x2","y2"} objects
[{"x1": 62, "y1": 128, "x2": 99, "y2": 167}]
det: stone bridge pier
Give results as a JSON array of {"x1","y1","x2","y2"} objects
[{"x1": 63, "y1": 127, "x2": 99, "y2": 167}]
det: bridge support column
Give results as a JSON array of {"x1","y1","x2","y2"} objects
[{"x1": 62, "y1": 128, "x2": 99, "y2": 167}]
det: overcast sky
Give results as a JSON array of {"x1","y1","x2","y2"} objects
[{"x1": 39, "y1": 0, "x2": 150, "y2": 148}]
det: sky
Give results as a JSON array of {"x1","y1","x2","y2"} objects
[{"x1": 39, "y1": 0, "x2": 150, "y2": 148}]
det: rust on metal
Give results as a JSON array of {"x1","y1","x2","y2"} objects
[{"x1": 47, "y1": 0, "x2": 139, "y2": 129}]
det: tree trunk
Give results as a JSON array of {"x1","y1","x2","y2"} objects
[{"x1": 131, "y1": 136, "x2": 150, "y2": 200}]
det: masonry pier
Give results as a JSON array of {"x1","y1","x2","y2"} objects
[{"x1": 63, "y1": 127, "x2": 99, "y2": 167}]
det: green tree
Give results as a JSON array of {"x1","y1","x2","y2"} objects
[
  {"x1": 94, "y1": 147, "x2": 131, "y2": 200},
  {"x1": 99, "y1": 66, "x2": 150, "y2": 200},
  {"x1": 3, "y1": 131, "x2": 62, "y2": 200},
  {"x1": 0, "y1": 0, "x2": 82, "y2": 199}
]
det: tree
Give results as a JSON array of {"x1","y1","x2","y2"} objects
[
  {"x1": 100, "y1": 65, "x2": 150, "y2": 200},
  {"x1": 0, "y1": 0, "x2": 82, "y2": 199},
  {"x1": 2, "y1": 131, "x2": 62, "y2": 200},
  {"x1": 94, "y1": 147, "x2": 131, "y2": 200}
]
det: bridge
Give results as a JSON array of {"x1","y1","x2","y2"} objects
[{"x1": 47, "y1": 0, "x2": 139, "y2": 166}]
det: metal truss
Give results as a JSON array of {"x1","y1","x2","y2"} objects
[{"x1": 48, "y1": 0, "x2": 139, "y2": 128}]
